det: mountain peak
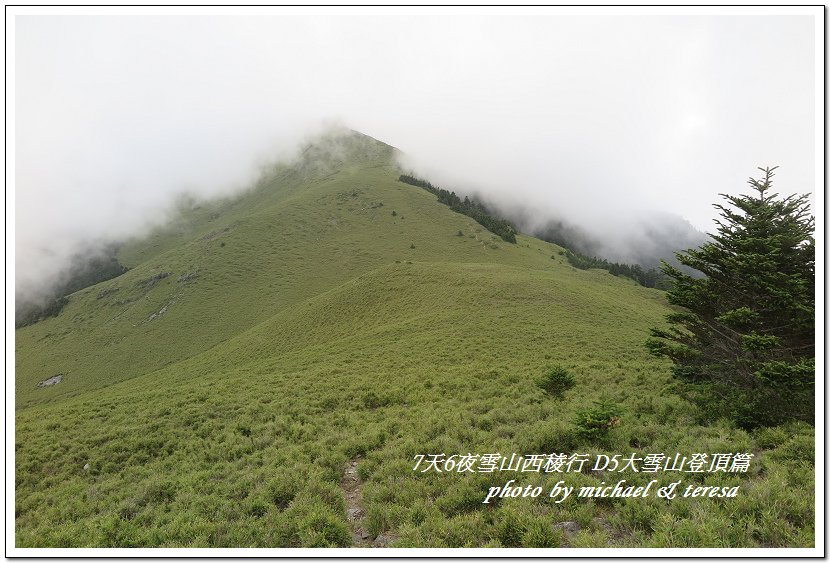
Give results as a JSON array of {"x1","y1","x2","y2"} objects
[{"x1": 289, "y1": 127, "x2": 399, "y2": 179}]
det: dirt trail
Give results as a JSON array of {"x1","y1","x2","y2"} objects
[
  {"x1": 340, "y1": 457, "x2": 399, "y2": 548},
  {"x1": 341, "y1": 457, "x2": 372, "y2": 547}
]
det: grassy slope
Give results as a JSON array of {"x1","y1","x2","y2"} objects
[
  {"x1": 15, "y1": 132, "x2": 814, "y2": 548},
  {"x1": 17, "y1": 133, "x2": 572, "y2": 408}
]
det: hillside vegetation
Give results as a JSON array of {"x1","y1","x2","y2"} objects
[{"x1": 15, "y1": 131, "x2": 814, "y2": 548}]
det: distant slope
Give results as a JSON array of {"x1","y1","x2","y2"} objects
[{"x1": 506, "y1": 204, "x2": 708, "y2": 272}]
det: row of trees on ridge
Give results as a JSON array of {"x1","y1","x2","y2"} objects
[{"x1": 399, "y1": 174, "x2": 517, "y2": 243}]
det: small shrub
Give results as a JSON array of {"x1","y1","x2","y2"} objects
[
  {"x1": 410, "y1": 244, "x2": 416, "y2": 249},
  {"x1": 573, "y1": 401, "x2": 622, "y2": 441},
  {"x1": 363, "y1": 391, "x2": 390, "y2": 409},
  {"x1": 519, "y1": 420, "x2": 578, "y2": 453},
  {"x1": 344, "y1": 440, "x2": 369, "y2": 458},
  {"x1": 391, "y1": 210, "x2": 397, "y2": 216},
  {"x1": 616, "y1": 498, "x2": 660, "y2": 533},
  {"x1": 753, "y1": 425, "x2": 790, "y2": 449},
  {"x1": 99, "y1": 515, "x2": 143, "y2": 547},
  {"x1": 142, "y1": 480, "x2": 177, "y2": 504},
  {"x1": 457, "y1": 230, "x2": 464, "y2": 236},
  {"x1": 435, "y1": 482, "x2": 482, "y2": 517},
  {"x1": 267, "y1": 472, "x2": 299, "y2": 509},
  {"x1": 247, "y1": 496, "x2": 269, "y2": 518},
  {"x1": 356, "y1": 459, "x2": 376, "y2": 481},
  {"x1": 538, "y1": 366, "x2": 575, "y2": 397},
  {"x1": 297, "y1": 504, "x2": 352, "y2": 547},
  {"x1": 366, "y1": 505, "x2": 393, "y2": 537},
  {"x1": 298, "y1": 480, "x2": 345, "y2": 514},
  {"x1": 117, "y1": 499, "x2": 142, "y2": 521},
  {"x1": 270, "y1": 511, "x2": 300, "y2": 547},
  {"x1": 493, "y1": 507, "x2": 526, "y2": 547},
  {"x1": 522, "y1": 519, "x2": 561, "y2": 547}
]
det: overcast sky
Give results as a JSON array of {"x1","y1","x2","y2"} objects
[{"x1": 13, "y1": 10, "x2": 818, "y2": 296}]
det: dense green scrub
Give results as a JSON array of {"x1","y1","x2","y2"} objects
[{"x1": 15, "y1": 132, "x2": 814, "y2": 548}]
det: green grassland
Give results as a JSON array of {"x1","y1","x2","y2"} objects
[{"x1": 14, "y1": 131, "x2": 814, "y2": 548}]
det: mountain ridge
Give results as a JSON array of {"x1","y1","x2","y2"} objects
[{"x1": 17, "y1": 131, "x2": 602, "y2": 407}]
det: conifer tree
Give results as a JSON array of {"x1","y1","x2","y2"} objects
[{"x1": 646, "y1": 167, "x2": 815, "y2": 428}]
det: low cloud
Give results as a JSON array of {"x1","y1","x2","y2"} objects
[{"x1": 14, "y1": 12, "x2": 816, "y2": 303}]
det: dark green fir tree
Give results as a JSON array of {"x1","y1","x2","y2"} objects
[{"x1": 646, "y1": 167, "x2": 815, "y2": 429}]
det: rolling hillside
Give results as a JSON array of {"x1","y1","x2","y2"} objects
[{"x1": 14, "y1": 131, "x2": 814, "y2": 548}]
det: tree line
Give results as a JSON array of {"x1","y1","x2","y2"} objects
[
  {"x1": 562, "y1": 250, "x2": 670, "y2": 289},
  {"x1": 15, "y1": 246, "x2": 128, "y2": 329},
  {"x1": 399, "y1": 173, "x2": 672, "y2": 287},
  {"x1": 399, "y1": 174, "x2": 517, "y2": 243}
]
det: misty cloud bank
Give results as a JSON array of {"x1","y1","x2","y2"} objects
[{"x1": 14, "y1": 12, "x2": 817, "y2": 306}]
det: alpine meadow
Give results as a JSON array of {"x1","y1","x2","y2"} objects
[{"x1": 13, "y1": 130, "x2": 816, "y2": 549}]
